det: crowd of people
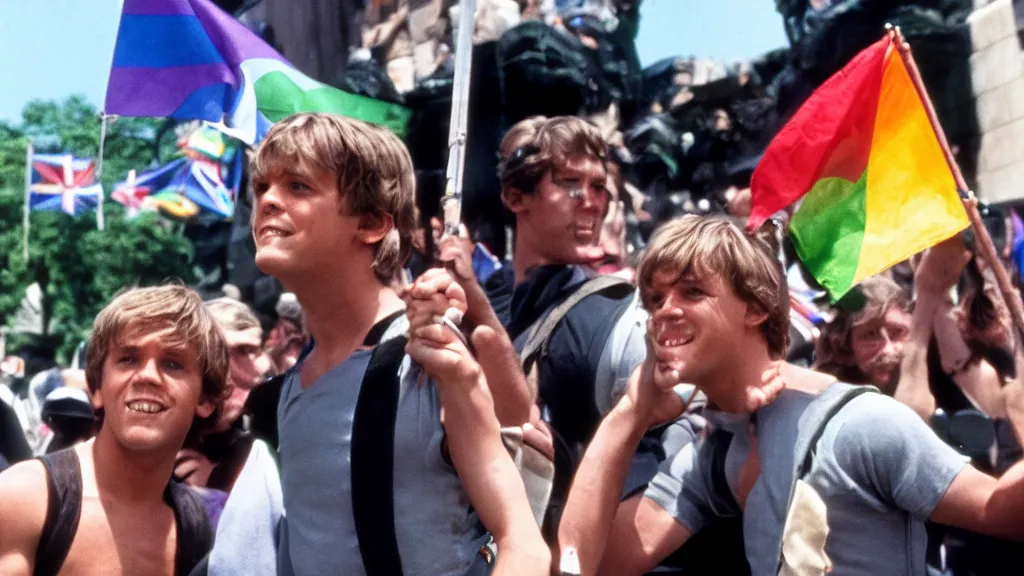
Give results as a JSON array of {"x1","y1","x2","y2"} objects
[{"x1": 0, "y1": 111, "x2": 1023, "y2": 576}]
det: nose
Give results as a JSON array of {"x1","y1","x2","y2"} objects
[
  {"x1": 257, "y1": 183, "x2": 284, "y2": 218},
  {"x1": 654, "y1": 291, "x2": 686, "y2": 319},
  {"x1": 873, "y1": 327, "x2": 901, "y2": 355},
  {"x1": 135, "y1": 356, "x2": 164, "y2": 385},
  {"x1": 575, "y1": 184, "x2": 606, "y2": 212},
  {"x1": 254, "y1": 352, "x2": 272, "y2": 380}
]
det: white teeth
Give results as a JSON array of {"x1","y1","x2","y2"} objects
[
  {"x1": 660, "y1": 334, "x2": 695, "y2": 347},
  {"x1": 127, "y1": 401, "x2": 164, "y2": 414}
]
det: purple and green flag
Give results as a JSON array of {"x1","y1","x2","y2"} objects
[{"x1": 105, "y1": 0, "x2": 411, "y2": 144}]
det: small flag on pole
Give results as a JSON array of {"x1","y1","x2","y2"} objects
[{"x1": 27, "y1": 152, "x2": 104, "y2": 219}]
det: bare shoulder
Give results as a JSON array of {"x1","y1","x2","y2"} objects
[
  {"x1": 781, "y1": 363, "x2": 838, "y2": 396},
  {"x1": 0, "y1": 458, "x2": 49, "y2": 519},
  {"x1": 0, "y1": 459, "x2": 49, "y2": 574}
]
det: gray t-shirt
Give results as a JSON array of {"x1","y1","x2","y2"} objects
[
  {"x1": 277, "y1": 344, "x2": 489, "y2": 576},
  {"x1": 645, "y1": 387, "x2": 967, "y2": 575}
]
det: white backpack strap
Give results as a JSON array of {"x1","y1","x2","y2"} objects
[{"x1": 593, "y1": 288, "x2": 647, "y2": 415}]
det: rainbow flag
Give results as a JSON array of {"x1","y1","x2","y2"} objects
[
  {"x1": 104, "y1": 0, "x2": 411, "y2": 144},
  {"x1": 748, "y1": 35, "x2": 969, "y2": 300}
]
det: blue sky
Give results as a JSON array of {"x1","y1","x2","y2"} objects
[{"x1": 0, "y1": 0, "x2": 789, "y2": 124}]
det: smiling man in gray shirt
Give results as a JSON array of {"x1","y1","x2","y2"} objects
[{"x1": 557, "y1": 217, "x2": 1024, "y2": 576}]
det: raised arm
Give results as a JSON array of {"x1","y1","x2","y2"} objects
[
  {"x1": 404, "y1": 236, "x2": 535, "y2": 427},
  {"x1": 556, "y1": 389, "x2": 692, "y2": 576},
  {"x1": 931, "y1": 338, "x2": 1024, "y2": 539},
  {"x1": 894, "y1": 237, "x2": 972, "y2": 419},
  {"x1": 0, "y1": 460, "x2": 49, "y2": 576},
  {"x1": 406, "y1": 319, "x2": 549, "y2": 575},
  {"x1": 557, "y1": 338, "x2": 691, "y2": 575}
]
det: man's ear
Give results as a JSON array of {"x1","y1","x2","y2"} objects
[
  {"x1": 91, "y1": 385, "x2": 104, "y2": 411},
  {"x1": 356, "y1": 212, "x2": 394, "y2": 246},
  {"x1": 502, "y1": 187, "x2": 528, "y2": 215},
  {"x1": 195, "y1": 398, "x2": 215, "y2": 419},
  {"x1": 745, "y1": 304, "x2": 770, "y2": 329}
]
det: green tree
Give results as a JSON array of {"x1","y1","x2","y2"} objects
[{"x1": 0, "y1": 96, "x2": 194, "y2": 363}]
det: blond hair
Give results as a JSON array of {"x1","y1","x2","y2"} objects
[
  {"x1": 637, "y1": 215, "x2": 790, "y2": 358},
  {"x1": 206, "y1": 297, "x2": 261, "y2": 333},
  {"x1": 497, "y1": 116, "x2": 607, "y2": 195},
  {"x1": 251, "y1": 113, "x2": 417, "y2": 282},
  {"x1": 814, "y1": 276, "x2": 911, "y2": 381},
  {"x1": 86, "y1": 285, "x2": 230, "y2": 436}
]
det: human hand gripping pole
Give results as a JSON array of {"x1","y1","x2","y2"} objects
[{"x1": 403, "y1": 304, "x2": 550, "y2": 575}]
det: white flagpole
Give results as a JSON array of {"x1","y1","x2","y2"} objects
[
  {"x1": 440, "y1": 0, "x2": 478, "y2": 237},
  {"x1": 95, "y1": 112, "x2": 108, "y2": 231},
  {"x1": 23, "y1": 141, "x2": 32, "y2": 261}
]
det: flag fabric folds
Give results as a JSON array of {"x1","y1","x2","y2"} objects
[
  {"x1": 113, "y1": 123, "x2": 244, "y2": 221},
  {"x1": 749, "y1": 35, "x2": 969, "y2": 300},
  {"x1": 112, "y1": 158, "x2": 186, "y2": 211},
  {"x1": 27, "y1": 153, "x2": 104, "y2": 216},
  {"x1": 104, "y1": 0, "x2": 412, "y2": 144}
]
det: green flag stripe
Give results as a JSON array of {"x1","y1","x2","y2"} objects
[
  {"x1": 254, "y1": 70, "x2": 412, "y2": 137},
  {"x1": 789, "y1": 171, "x2": 868, "y2": 299}
]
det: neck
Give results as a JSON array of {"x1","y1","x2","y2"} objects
[
  {"x1": 513, "y1": 229, "x2": 551, "y2": 286},
  {"x1": 88, "y1": 432, "x2": 176, "y2": 504},
  {"x1": 702, "y1": 340, "x2": 777, "y2": 414},
  {"x1": 291, "y1": 267, "x2": 405, "y2": 353}
]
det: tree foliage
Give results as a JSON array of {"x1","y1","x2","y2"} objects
[{"x1": 0, "y1": 96, "x2": 194, "y2": 363}]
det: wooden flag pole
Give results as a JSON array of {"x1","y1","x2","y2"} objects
[{"x1": 890, "y1": 25, "x2": 1024, "y2": 341}]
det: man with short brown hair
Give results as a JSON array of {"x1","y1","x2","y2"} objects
[
  {"x1": 246, "y1": 112, "x2": 546, "y2": 574},
  {"x1": 483, "y1": 116, "x2": 690, "y2": 543},
  {"x1": 0, "y1": 285, "x2": 229, "y2": 576},
  {"x1": 559, "y1": 216, "x2": 1024, "y2": 575}
]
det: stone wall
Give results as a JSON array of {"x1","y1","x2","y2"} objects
[{"x1": 969, "y1": 0, "x2": 1024, "y2": 203}]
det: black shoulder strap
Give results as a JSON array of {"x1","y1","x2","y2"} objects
[
  {"x1": 166, "y1": 482, "x2": 214, "y2": 576},
  {"x1": 520, "y1": 275, "x2": 633, "y2": 373},
  {"x1": 33, "y1": 449, "x2": 83, "y2": 576},
  {"x1": 351, "y1": 335, "x2": 409, "y2": 576}
]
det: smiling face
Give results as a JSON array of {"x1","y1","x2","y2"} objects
[
  {"x1": 646, "y1": 268, "x2": 755, "y2": 391},
  {"x1": 249, "y1": 114, "x2": 417, "y2": 285},
  {"x1": 252, "y1": 164, "x2": 368, "y2": 287},
  {"x1": 93, "y1": 324, "x2": 214, "y2": 454},
  {"x1": 507, "y1": 154, "x2": 609, "y2": 267}
]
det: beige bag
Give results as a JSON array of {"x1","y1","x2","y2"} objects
[
  {"x1": 501, "y1": 423, "x2": 556, "y2": 526},
  {"x1": 778, "y1": 479, "x2": 833, "y2": 576}
]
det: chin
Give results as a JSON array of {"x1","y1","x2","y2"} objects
[
  {"x1": 114, "y1": 426, "x2": 179, "y2": 453},
  {"x1": 255, "y1": 249, "x2": 294, "y2": 278}
]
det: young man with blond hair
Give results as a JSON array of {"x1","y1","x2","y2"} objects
[
  {"x1": 0, "y1": 285, "x2": 229, "y2": 576},
  {"x1": 247, "y1": 112, "x2": 546, "y2": 574},
  {"x1": 558, "y1": 215, "x2": 1024, "y2": 575}
]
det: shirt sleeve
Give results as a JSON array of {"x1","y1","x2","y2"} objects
[
  {"x1": 830, "y1": 394, "x2": 968, "y2": 519},
  {"x1": 642, "y1": 438, "x2": 717, "y2": 535}
]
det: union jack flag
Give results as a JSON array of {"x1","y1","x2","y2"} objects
[{"x1": 28, "y1": 153, "x2": 104, "y2": 216}]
